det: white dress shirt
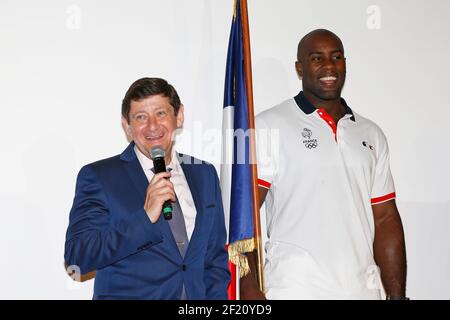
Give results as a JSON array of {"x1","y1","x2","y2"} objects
[{"x1": 134, "y1": 146, "x2": 197, "y2": 240}]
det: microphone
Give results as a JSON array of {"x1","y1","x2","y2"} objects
[{"x1": 150, "y1": 146, "x2": 173, "y2": 220}]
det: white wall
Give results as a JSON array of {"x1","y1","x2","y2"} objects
[{"x1": 0, "y1": 0, "x2": 449, "y2": 299}]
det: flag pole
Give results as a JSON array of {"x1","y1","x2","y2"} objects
[{"x1": 239, "y1": 0, "x2": 264, "y2": 292}]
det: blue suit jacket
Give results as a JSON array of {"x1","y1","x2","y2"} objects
[{"x1": 64, "y1": 142, "x2": 230, "y2": 299}]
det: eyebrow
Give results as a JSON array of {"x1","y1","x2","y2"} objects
[
  {"x1": 154, "y1": 106, "x2": 170, "y2": 112},
  {"x1": 308, "y1": 49, "x2": 343, "y2": 56}
]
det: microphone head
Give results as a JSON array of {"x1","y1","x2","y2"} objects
[{"x1": 150, "y1": 146, "x2": 165, "y2": 159}]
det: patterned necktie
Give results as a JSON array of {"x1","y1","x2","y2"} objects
[
  {"x1": 150, "y1": 166, "x2": 189, "y2": 299},
  {"x1": 168, "y1": 195, "x2": 189, "y2": 258}
]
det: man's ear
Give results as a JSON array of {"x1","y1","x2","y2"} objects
[
  {"x1": 176, "y1": 104, "x2": 184, "y2": 128},
  {"x1": 295, "y1": 61, "x2": 303, "y2": 80},
  {"x1": 121, "y1": 116, "x2": 132, "y2": 138}
]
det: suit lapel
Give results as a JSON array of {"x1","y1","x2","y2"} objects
[
  {"x1": 179, "y1": 154, "x2": 205, "y2": 257},
  {"x1": 122, "y1": 151, "x2": 148, "y2": 202}
]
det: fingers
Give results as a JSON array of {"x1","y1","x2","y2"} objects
[
  {"x1": 144, "y1": 172, "x2": 177, "y2": 223},
  {"x1": 147, "y1": 185, "x2": 176, "y2": 204},
  {"x1": 148, "y1": 173, "x2": 176, "y2": 201},
  {"x1": 150, "y1": 171, "x2": 171, "y2": 184}
]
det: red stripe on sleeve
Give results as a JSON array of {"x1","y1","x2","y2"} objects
[
  {"x1": 371, "y1": 192, "x2": 396, "y2": 205},
  {"x1": 258, "y1": 179, "x2": 271, "y2": 189}
]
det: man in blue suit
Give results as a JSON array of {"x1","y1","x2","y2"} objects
[{"x1": 64, "y1": 77, "x2": 230, "y2": 299}]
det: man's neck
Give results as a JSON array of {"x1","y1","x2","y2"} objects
[
  {"x1": 135, "y1": 144, "x2": 174, "y2": 166},
  {"x1": 303, "y1": 91, "x2": 345, "y2": 123}
]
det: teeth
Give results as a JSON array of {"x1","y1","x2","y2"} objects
[
  {"x1": 146, "y1": 135, "x2": 163, "y2": 140},
  {"x1": 320, "y1": 76, "x2": 337, "y2": 81}
]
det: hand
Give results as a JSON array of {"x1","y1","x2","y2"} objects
[
  {"x1": 239, "y1": 251, "x2": 266, "y2": 300},
  {"x1": 144, "y1": 171, "x2": 176, "y2": 223},
  {"x1": 239, "y1": 272, "x2": 266, "y2": 300},
  {"x1": 240, "y1": 285, "x2": 266, "y2": 300}
]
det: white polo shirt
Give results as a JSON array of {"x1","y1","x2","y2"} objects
[{"x1": 256, "y1": 91, "x2": 395, "y2": 299}]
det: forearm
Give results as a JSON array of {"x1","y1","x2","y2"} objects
[
  {"x1": 65, "y1": 208, "x2": 162, "y2": 273},
  {"x1": 238, "y1": 186, "x2": 268, "y2": 299},
  {"x1": 240, "y1": 250, "x2": 265, "y2": 300},
  {"x1": 373, "y1": 213, "x2": 407, "y2": 297},
  {"x1": 65, "y1": 165, "x2": 164, "y2": 273}
]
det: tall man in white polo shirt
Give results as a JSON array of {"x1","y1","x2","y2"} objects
[
  {"x1": 241, "y1": 29, "x2": 407, "y2": 300},
  {"x1": 65, "y1": 77, "x2": 230, "y2": 299}
]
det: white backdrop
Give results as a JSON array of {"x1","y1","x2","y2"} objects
[{"x1": 0, "y1": 0, "x2": 449, "y2": 299}]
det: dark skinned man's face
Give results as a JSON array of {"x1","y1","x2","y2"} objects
[{"x1": 295, "y1": 32, "x2": 346, "y2": 102}]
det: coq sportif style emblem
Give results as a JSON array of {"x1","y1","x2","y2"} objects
[
  {"x1": 302, "y1": 128, "x2": 312, "y2": 139},
  {"x1": 362, "y1": 141, "x2": 374, "y2": 150},
  {"x1": 302, "y1": 128, "x2": 318, "y2": 149}
]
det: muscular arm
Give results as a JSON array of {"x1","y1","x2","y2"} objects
[
  {"x1": 372, "y1": 199, "x2": 407, "y2": 298},
  {"x1": 240, "y1": 186, "x2": 268, "y2": 300}
]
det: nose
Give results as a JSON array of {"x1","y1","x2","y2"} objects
[
  {"x1": 145, "y1": 115, "x2": 159, "y2": 130},
  {"x1": 322, "y1": 56, "x2": 336, "y2": 70}
]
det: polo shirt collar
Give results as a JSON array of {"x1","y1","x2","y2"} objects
[{"x1": 294, "y1": 91, "x2": 355, "y2": 122}]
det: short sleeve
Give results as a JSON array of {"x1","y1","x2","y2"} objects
[
  {"x1": 255, "y1": 115, "x2": 276, "y2": 190},
  {"x1": 371, "y1": 130, "x2": 396, "y2": 205}
]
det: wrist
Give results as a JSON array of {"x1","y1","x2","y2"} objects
[
  {"x1": 386, "y1": 295, "x2": 409, "y2": 300},
  {"x1": 145, "y1": 208, "x2": 160, "y2": 223}
]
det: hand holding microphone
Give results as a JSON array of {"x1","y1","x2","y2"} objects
[{"x1": 144, "y1": 146, "x2": 175, "y2": 222}]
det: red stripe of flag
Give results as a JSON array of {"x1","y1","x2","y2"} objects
[{"x1": 226, "y1": 244, "x2": 237, "y2": 300}]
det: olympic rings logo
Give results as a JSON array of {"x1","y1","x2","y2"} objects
[{"x1": 303, "y1": 139, "x2": 318, "y2": 149}]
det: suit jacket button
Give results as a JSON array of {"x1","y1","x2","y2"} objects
[{"x1": 182, "y1": 264, "x2": 187, "y2": 271}]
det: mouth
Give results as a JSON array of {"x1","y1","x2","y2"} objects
[
  {"x1": 318, "y1": 75, "x2": 338, "y2": 87},
  {"x1": 145, "y1": 133, "x2": 164, "y2": 141}
]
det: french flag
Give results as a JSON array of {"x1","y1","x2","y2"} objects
[{"x1": 220, "y1": 0, "x2": 262, "y2": 300}]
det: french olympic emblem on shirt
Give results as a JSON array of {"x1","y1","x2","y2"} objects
[{"x1": 302, "y1": 128, "x2": 318, "y2": 149}]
